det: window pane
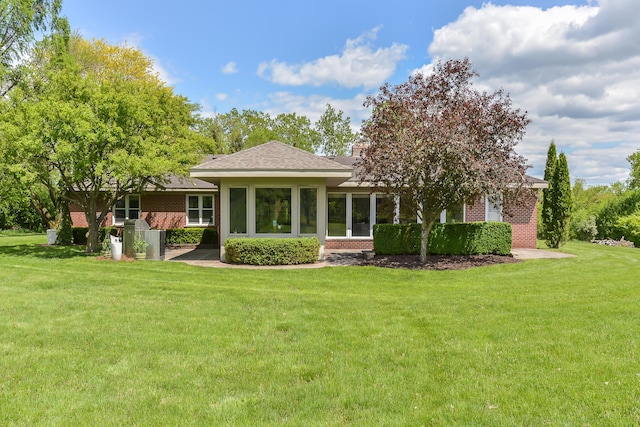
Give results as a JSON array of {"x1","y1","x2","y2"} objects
[
  {"x1": 375, "y1": 194, "x2": 394, "y2": 224},
  {"x1": 352, "y1": 194, "x2": 371, "y2": 237},
  {"x1": 128, "y1": 196, "x2": 140, "y2": 210},
  {"x1": 202, "y1": 196, "x2": 213, "y2": 209},
  {"x1": 188, "y1": 196, "x2": 199, "y2": 209},
  {"x1": 327, "y1": 194, "x2": 346, "y2": 236},
  {"x1": 202, "y1": 209, "x2": 213, "y2": 225},
  {"x1": 487, "y1": 195, "x2": 502, "y2": 222},
  {"x1": 255, "y1": 188, "x2": 292, "y2": 234},
  {"x1": 129, "y1": 209, "x2": 140, "y2": 220},
  {"x1": 114, "y1": 209, "x2": 126, "y2": 223},
  {"x1": 188, "y1": 210, "x2": 200, "y2": 223},
  {"x1": 399, "y1": 195, "x2": 418, "y2": 224},
  {"x1": 446, "y1": 203, "x2": 464, "y2": 223},
  {"x1": 229, "y1": 188, "x2": 247, "y2": 234},
  {"x1": 299, "y1": 188, "x2": 317, "y2": 234}
]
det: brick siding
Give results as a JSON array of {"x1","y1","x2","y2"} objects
[
  {"x1": 70, "y1": 192, "x2": 221, "y2": 245},
  {"x1": 325, "y1": 239, "x2": 373, "y2": 250}
]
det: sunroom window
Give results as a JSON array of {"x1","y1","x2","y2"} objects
[
  {"x1": 229, "y1": 187, "x2": 247, "y2": 234},
  {"x1": 299, "y1": 187, "x2": 317, "y2": 234},
  {"x1": 255, "y1": 188, "x2": 292, "y2": 234}
]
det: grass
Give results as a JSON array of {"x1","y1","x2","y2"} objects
[{"x1": 1, "y1": 234, "x2": 639, "y2": 425}]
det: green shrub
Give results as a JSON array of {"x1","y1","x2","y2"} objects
[
  {"x1": 571, "y1": 214, "x2": 598, "y2": 241},
  {"x1": 225, "y1": 237, "x2": 320, "y2": 265},
  {"x1": 372, "y1": 224, "x2": 421, "y2": 255},
  {"x1": 72, "y1": 227, "x2": 117, "y2": 245},
  {"x1": 165, "y1": 228, "x2": 218, "y2": 246},
  {"x1": 596, "y1": 189, "x2": 640, "y2": 239},
  {"x1": 614, "y1": 214, "x2": 640, "y2": 246},
  {"x1": 374, "y1": 222, "x2": 512, "y2": 256}
]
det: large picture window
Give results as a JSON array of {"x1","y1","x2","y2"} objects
[
  {"x1": 187, "y1": 195, "x2": 214, "y2": 226},
  {"x1": 255, "y1": 188, "x2": 291, "y2": 234},
  {"x1": 229, "y1": 187, "x2": 247, "y2": 234},
  {"x1": 327, "y1": 193, "x2": 347, "y2": 236},
  {"x1": 299, "y1": 187, "x2": 317, "y2": 234},
  {"x1": 113, "y1": 195, "x2": 140, "y2": 225}
]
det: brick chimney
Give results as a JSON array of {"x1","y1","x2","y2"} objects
[{"x1": 351, "y1": 143, "x2": 368, "y2": 157}]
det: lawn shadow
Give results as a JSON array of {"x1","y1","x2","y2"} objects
[{"x1": 0, "y1": 243, "x2": 93, "y2": 259}]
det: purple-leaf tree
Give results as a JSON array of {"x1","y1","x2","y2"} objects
[{"x1": 357, "y1": 58, "x2": 531, "y2": 263}]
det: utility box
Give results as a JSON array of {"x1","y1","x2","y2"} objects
[
  {"x1": 123, "y1": 219, "x2": 150, "y2": 257},
  {"x1": 144, "y1": 229, "x2": 166, "y2": 260}
]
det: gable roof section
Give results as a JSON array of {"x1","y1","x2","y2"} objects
[{"x1": 191, "y1": 141, "x2": 353, "y2": 181}]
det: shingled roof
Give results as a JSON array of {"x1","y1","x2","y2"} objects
[{"x1": 191, "y1": 141, "x2": 353, "y2": 181}]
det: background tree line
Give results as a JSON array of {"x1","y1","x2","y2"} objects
[
  {"x1": 0, "y1": 1, "x2": 355, "y2": 245},
  {"x1": 539, "y1": 144, "x2": 640, "y2": 247}
]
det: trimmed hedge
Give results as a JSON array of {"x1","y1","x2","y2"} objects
[
  {"x1": 225, "y1": 237, "x2": 320, "y2": 265},
  {"x1": 165, "y1": 228, "x2": 218, "y2": 246},
  {"x1": 373, "y1": 222, "x2": 512, "y2": 256},
  {"x1": 72, "y1": 227, "x2": 218, "y2": 247}
]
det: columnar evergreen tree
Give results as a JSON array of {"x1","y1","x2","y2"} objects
[
  {"x1": 542, "y1": 141, "x2": 557, "y2": 240},
  {"x1": 546, "y1": 152, "x2": 573, "y2": 248}
]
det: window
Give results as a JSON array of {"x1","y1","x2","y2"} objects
[
  {"x1": 327, "y1": 193, "x2": 347, "y2": 236},
  {"x1": 398, "y1": 195, "x2": 418, "y2": 224},
  {"x1": 486, "y1": 194, "x2": 503, "y2": 222},
  {"x1": 299, "y1": 188, "x2": 317, "y2": 234},
  {"x1": 187, "y1": 195, "x2": 214, "y2": 226},
  {"x1": 255, "y1": 188, "x2": 292, "y2": 234},
  {"x1": 445, "y1": 203, "x2": 465, "y2": 223},
  {"x1": 113, "y1": 195, "x2": 140, "y2": 225},
  {"x1": 352, "y1": 194, "x2": 371, "y2": 237},
  {"x1": 375, "y1": 194, "x2": 394, "y2": 224},
  {"x1": 229, "y1": 187, "x2": 247, "y2": 234}
]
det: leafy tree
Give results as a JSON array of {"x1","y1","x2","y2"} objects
[
  {"x1": 545, "y1": 152, "x2": 573, "y2": 248},
  {"x1": 315, "y1": 104, "x2": 356, "y2": 156},
  {"x1": 1, "y1": 36, "x2": 201, "y2": 252},
  {"x1": 358, "y1": 58, "x2": 530, "y2": 263},
  {"x1": 595, "y1": 189, "x2": 640, "y2": 240},
  {"x1": 0, "y1": 0, "x2": 66, "y2": 95},
  {"x1": 627, "y1": 149, "x2": 640, "y2": 190}
]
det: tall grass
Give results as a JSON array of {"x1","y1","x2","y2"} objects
[{"x1": 0, "y1": 235, "x2": 639, "y2": 425}]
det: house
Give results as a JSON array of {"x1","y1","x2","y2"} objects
[{"x1": 71, "y1": 141, "x2": 546, "y2": 258}]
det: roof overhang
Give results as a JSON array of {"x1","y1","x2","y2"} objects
[{"x1": 190, "y1": 169, "x2": 353, "y2": 179}]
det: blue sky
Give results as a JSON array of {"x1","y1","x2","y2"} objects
[{"x1": 61, "y1": 0, "x2": 640, "y2": 185}]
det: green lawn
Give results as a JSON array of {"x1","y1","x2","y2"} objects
[{"x1": 1, "y1": 234, "x2": 639, "y2": 426}]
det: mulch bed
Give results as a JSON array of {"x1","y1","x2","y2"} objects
[{"x1": 359, "y1": 254, "x2": 521, "y2": 270}]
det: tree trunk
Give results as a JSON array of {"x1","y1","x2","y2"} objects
[
  {"x1": 420, "y1": 219, "x2": 436, "y2": 264},
  {"x1": 86, "y1": 213, "x2": 99, "y2": 253}
]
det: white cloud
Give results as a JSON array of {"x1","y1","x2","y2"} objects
[
  {"x1": 257, "y1": 27, "x2": 408, "y2": 89},
  {"x1": 215, "y1": 93, "x2": 228, "y2": 101},
  {"x1": 423, "y1": 0, "x2": 640, "y2": 185},
  {"x1": 222, "y1": 61, "x2": 238, "y2": 74}
]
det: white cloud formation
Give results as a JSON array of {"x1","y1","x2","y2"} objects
[
  {"x1": 257, "y1": 27, "x2": 408, "y2": 89},
  {"x1": 222, "y1": 61, "x2": 238, "y2": 74},
  {"x1": 423, "y1": 0, "x2": 640, "y2": 185},
  {"x1": 215, "y1": 93, "x2": 228, "y2": 101}
]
